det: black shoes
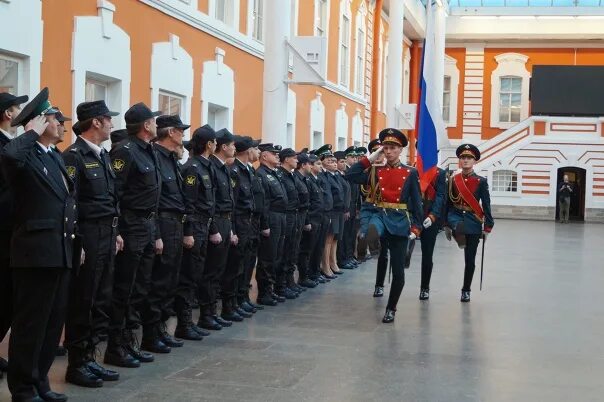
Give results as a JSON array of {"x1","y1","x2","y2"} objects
[
  {"x1": 419, "y1": 289, "x2": 430, "y2": 300},
  {"x1": 373, "y1": 286, "x2": 384, "y2": 297},
  {"x1": 299, "y1": 279, "x2": 318, "y2": 288},
  {"x1": 193, "y1": 325, "x2": 211, "y2": 337},
  {"x1": 141, "y1": 337, "x2": 171, "y2": 354},
  {"x1": 271, "y1": 293, "x2": 286, "y2": 303},
  {"x1": 382, "y1": 309, "x2": 396, "y2": 324},
  {"x1": 247, "y1": 299, "x2": 264, "y2": 310},
  {"x1": 124, "y1": 331, "x2": 154, "y2": 363},
  {"x1": 461, "y1": 290, "x2": 471, "y2": 303},
  {"x1": 103, "y1": 345, "x2": 140, "y2": 368},
  {"x1": 257, "y1": 295, "x2": 278, "y2": 306},
  {"x1": 197, "y1": 315, "x2": 223, "y2": 331},
  {"x1": 213, "y1": 315, "x2": 233, "y2": 327},
  {"x1": 239, "y1": 301, "x2": 257, "y2": 313},
  {"x1": 221, "y1": 309, "x2": 244, "y2": 322},
  {"x1": 235, "y1": 306, "x2": 253, "y2": 318},
  {"x1": 86, "y1": 360, "x2": 119, "y2": 381},
  {"x1": 175, "y1": 324, "x2": 204, "y2": 340},
  {"x1": 65, "y1": 365, "x2": 103, "y2": 388},
  {"x1": 276, "y1": 288, "x2": 297, "y2": 300},
  {"x1": 38, "y1": 390, "x2": 68, "y2": 402}
]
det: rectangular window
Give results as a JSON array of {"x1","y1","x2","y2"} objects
[
  {"x1": 315, "y1": 0, "x2": 328, "y2": 37},
  {"x1": 492, "y1": 170, "x2": 518, "y2": 192},
  {"x1": 337, "y1": 136, "x2": 346, "y2": 151},
  {"x1": 85, "y1": 78, "x2": 107, "y2": 102},
  {"x1": 252, "y1": 0, "x2": 264, "y2": 41},
  {"x1": 207, "y1": 103, "x2": 229, "y2": 130},
  {"x1": 355, "y1": 29, "x2": 365, "y2": 94},
  {"x1": 443, "y1": 75, "x2": 451, "y2": 122},
  {"x1": 158, "y1": 92, "x2": 184, "y2": 117},
  {"x1": 0, "y1": 57, "x2": 19, "y2": 94},
  {"x1": 312, "y1": 130, "x2": 322, "y2": 149},
  {"x1": 339, "y1": 15, "x2": 350, "y2": 87},
  {"x1": 215, "y1": 0, "x2": 233, "y2": 26},
  {"x1": 499, "y1": 76, "x2": 522, "y2": 123}
]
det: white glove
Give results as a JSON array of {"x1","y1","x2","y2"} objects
[
  {"x1": 367, "y1": 146, "x2": 383, "y2": 163},
  {"x1": 482, "y1": 231, "x2": 488, "y2": 240},
  {"x1": 409, "y1": 232, "x2": 417, "y2": 241},
  {"x1": 444, "y1": 226, "x2": 452, "y2": 241},
  {"x1": 423, "y1": 217, "x2": 433, "y2": 229}
]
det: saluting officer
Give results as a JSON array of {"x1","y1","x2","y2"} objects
[
  {"x1": 346, "y1": 129, "x2": 423, "y2": 323},
  {"x1": 2, "y1": 88, "x2": 78, "y2": 402},
  {"x1": 107, "y1": 102, "x2": 161, "y2": 368},
  {"x1": 275, "y1": 148, "x2": 301, "y2": 299},
  {"x1": 180, "y1": 125, "x2": 216, "y2": 335},
  {"x1": 445, "y1": 144, "x2": 494, "y2": 302},
  {"x1": 140, "y1": 115, "x2": 191, "y2": 353},
  {"x1": 255, "y1": 143, "x2": 288, "y2": 306},
  {"x1": 62, "y1": 100, "x2": 122, "y2": 388},
  {"x1": 0, "y1": 91, "x2": 28, "y2": 378}
]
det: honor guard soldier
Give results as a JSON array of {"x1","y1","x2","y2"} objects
[
  {"x1": 255, "y1": 143, "x2": 288, "y2": 306},
  {"x1": 141, "y1": 115, "x2": 191, "y2": 353},
  {"x1": 62, "y1": 100, "x2": 122, "y2": 388},
  {"x1": 418, "y1": 158, "x2": 447, "y2": 301},
  {"x1": 179, "y1": 125, "x2": 216, "y2": 335},
  {"x1": 445, "y1": 144, "x2": 494, "y2": 302},
  {"x1": 204, "y1": 129, "x2": 236, "y2": 325},
  {"x1": 334, "y1": 151, "x2": 352, "y2": 270},
  {"x1": 2, "y1": 88, "x2": 78, "y2": 402},
  {"x1": 107, "y1": 102, "x2": 161, "y2": 368},
  {"x1": 346, "y1": 128, "x2": 423, "y2": 323},
  {"x1": 275, "y1": 148, "x2": 301, "y2": 299},
  {"x1": 0, "y1": 91, "x2": 28, "y2": 378}
]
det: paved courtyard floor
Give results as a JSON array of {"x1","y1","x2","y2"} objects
[{"x1": 1, "y1": 219, "x2": 603, "y2": 401}]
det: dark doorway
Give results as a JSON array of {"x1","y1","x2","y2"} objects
[{"x1": 555, "y1": 167, "x2": 586, "y2": 221}]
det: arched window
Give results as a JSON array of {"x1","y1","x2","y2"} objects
[
  {"x1": 490, "y1": 53, "x2": 530, "y2": 129},
  {"x1": 338, "y1": 0, "x2": 352, "y2": 88},
  {"x1": 354, "y1": 3, "x2": 367, "y2": 95},
  {"x1": 492, "y1": 170, "x2": 518, "y2": 193}
]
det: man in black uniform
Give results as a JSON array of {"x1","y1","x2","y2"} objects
[
  {"x1": 292, "y1": 151, "x2": 312, "y2": 289},
  {"x1": 334, "y1": 151, "x2": 352, "y2": 271},
  {"x1": 106, "y1": 102, "x2": 161, "y2": 368},
  {"x1": 180, "y1": 125, "x2": 216, "y2": 335},
  {"x1": 2, "y1": 88, "x2": 78, "y2": 402},
  {"x1": 140, "y1": 115, "x2": 190, "y2": 353},
  {"x1": 203, "y1": 129, "x2": 236, "y2": 326},
  {"x1": 295, "y1": 153, "x2": 319, "y2": 288},
  {"x1": 275, "y1": 148, "x2": 300, "y2": 299},
  {"x1": 0, "y1": 91, "x2": 28, "y2": 378},
  {"x1": 255, "y1": 143, "x2": 288, "y2": 305},
  {"x1": 62, "y1": 100, "x2": 122, "y2": 388},
  {"x1": 343, "y1": 146, "x2": 362, "y2": 269},
  {"x1": 224, "y1": 136, "x2": 257, "y2": 320}
]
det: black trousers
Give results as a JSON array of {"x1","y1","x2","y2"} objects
[
  {"x1": 223, "y1": 214, "x2": 252, "y2": 302},
  {"x1": 375, "y1": 237, "x2": 389, "y2": 287},
  {"x1": 383, "y1": 233, "x2": 408, "y2": 310},
  {"x1": 109, "y1": 213, "x2": 156, "y2": 334},
  {"x1": 298, "y1": 213, "x2": 322, "y2": 281},
  {"x1": 65, "y1": 219, "x2": 117, "y2": 353},
  {"x1": 462, "y1": 234, "x2": 481, "y2": 291},
  {"x1": 239, "y1": 213, "x2": 260, "y2": 301},
  {"x1": 199, "y1": 216, "x2": 231, "y2": 312},
  {"x1": 0, "y1": 230, "x2": 11, "y2": 344},
  {"x1": 419, "y1": 223, "x2": 439, "y2": 290},
  {"x1": 308, "y1": 214, "x2": 329, "y2": 279},
  {"x1": 178, "y1": 217, "x2": 210, "y2": 308},
  {"x1": 288, "y1": 210, "x2": 306, "y2": 280},
  {"x1": 8, "y1": 267, "x2": 69, "y2": 400},
  {"x1": 278, "y1": 211, "x2": 297, "y2": 291},
  {"x1": 337, "y1": 213, "x2": 355, "y2": 264},
  {"x1": 141, "y1": 215, "x2": 183, "y2": 330},
  {"x1": 256, "y1": 211, "x2": 285, "y2": 297}
]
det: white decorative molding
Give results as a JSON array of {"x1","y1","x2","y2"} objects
[
  {"x1": 97, "y1": 0, "x2": 116, "y2": 39},
  {"x1": 490, "y1": 52, "x2": 531, "y2": 130},
  {"x1": 286, "y1": 88, "x2": 297, "y2": 148},
  {"x1": 335, "y1": 104, "x2": 349, "y2": 150},
  {"x1": 201, "y1": 49, "x2": 235, "y2": 130},
  {"x1": 310, "y1": 93, "x2": 325, "y2": 149},
  {"x1": 444, "y1": 54, "x2": 460, "y2": 129}
]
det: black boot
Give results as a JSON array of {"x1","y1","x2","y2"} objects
[
  {"x1": 65, "y1": 347, "x2": 103, "y2": 388},
  {"x1": 419, "y1": 289, "x2": 430, "y2": 300},
  {"x1": 158, "y1": 321, "x2": 184, "y2": 347},
  {"x1": 141, "y1": 325, "x2": 171, "y2": 354},
  {"x1": 197, "y1": 305, "x2": 223, "y2": 330},
  {"x1": 175, "y1": 303, "x2": 204, "y2": 340},
  {"x1": 233, "y1": 298, "x2": 253, "y2": 318},
  {"x1": 103, "y1": 332, "x2": 140, "y2": 368},
  {"x1": 245, "y1": 295, "x2": 264, "y2": 310},
  {"x1": 461, "y1": 290, "x2": 471, "y2": 303},
  {"x1": 220, "y1": 299, "x2": 243, "y2": 322},
  {"x1": 85, "y1": 346, "x2": 119, "y2": 381},
  {"x1": 257, "y1": 293, "x2": 277, "y2": 306},
  {"x1": 373, "y1": 286, "x2": 384, "y2": 297},
  {"x1": 382, "y1": 309, "x2": 396, "y2": 324},
  {"x1": 124, "y1": 329, "x2": 155, "y2": 363}
]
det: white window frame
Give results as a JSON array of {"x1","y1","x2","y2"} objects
[
  {"x1": 444, "y1": 54, "x2": 460, "y2": 128},
  {"x1": 490, "y1": 168, "x2": 522, "y2": 197},
  {"x1": 353, "y1": 3, "x2": 367, "y2": 95},
  {"x1": 490, "y1": 52, "x2": 530, "y2": 130},
  {"x1": 352, "y1": 109, "x2": 363, "y2": 146},
  {"x1": 209, "y1": 0, "x2": 240, "y2": 29},
  {"x1": 335, "y1": 103, "x2": 348, "y2": 150},
  {"x1": 314, "y1": 0, "x2": 330, "y2": 38},
  {"x1": 248, "y1": 0, "x2": 264, "y2": 42},
  {"x1": 0, "y1": 53, "x2": 22, "y2": 95},
  {"x1": 85, "y1": 77, "x2": 108, "y2": 102},
  {"x1": 338, "y1": 0, "x2": 352, "y2": 88},
  {"x1": 290, "y1": 0, "x2": 299, "y2": 38},
  {"x1": 310, "y1": 93, "x2": 325, "y2": 150},
  {"x1": 158, "y1": 90, "x2": 186, "y2": 118},
  {"x1": 498, "y1": 76, "x2": 522, "y2": 124}
]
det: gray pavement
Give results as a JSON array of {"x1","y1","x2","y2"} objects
[{"x1": 1, "y1": 219, "x2": 603, "y2": 401}]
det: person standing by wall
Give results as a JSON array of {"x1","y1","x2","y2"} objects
[{"x1": 558, "y1": 175, "x2": 573, "y2": 224}]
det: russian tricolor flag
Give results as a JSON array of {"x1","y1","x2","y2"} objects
[{"x1": 416, "y1": 0, "x2": 444, "y2": 193}]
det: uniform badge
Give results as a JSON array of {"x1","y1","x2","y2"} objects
[
  {"x1": 230, "y1": 178, "x2": 236, "y2": 188},
  {"x1": 66, "y1": 166, "x2": 76, "y2": 179},
  {"x1": 186, "y1": 175, "x2": 196, "y2": 186},
  {"x1": 112, "y1": 159, "x2": 125, "y2": 172},
  {"x1": 85, "y1": 162, "x2": 100, "y2": 169}
]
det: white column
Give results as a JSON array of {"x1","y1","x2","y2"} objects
[
  {"x1": 433, "y1": 3, "x2": 447, "y2": 114},
  {"x1": 262, "y1": 0, "x2": 292, "y2": 144},
  {"x1": 385, "y1": 0, "x2": 404, "y2": 128}
]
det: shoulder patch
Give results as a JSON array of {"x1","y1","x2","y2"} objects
[
  {"x1": 186, "y1": 175, "x2": 196, "y2": 186},
  {"x1": 112, "y1": 159, "x2": 126, "y2": 172},
  {"x1": 69, "y1": 148, "x2": 78, "y2": 153},
  {"x1": 66, "y1": 166, "x2": 76, "y2": 179}
]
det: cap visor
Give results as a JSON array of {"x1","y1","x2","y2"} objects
[
  {"x1": 177, "y1": 124, "x2": 191, "y2": 130},
  {"x1": 151, "y1": 111, "x2": 162, "y2": 117},
  {"x1": 13, "y1": 95, "x2": 29, "y2": 106},
  {"x1": 44, "y1": 107, "x2": 60, "y2": 115},
  {"x1": 105, "y1": 111, "x2": 120, "y2": 117}
]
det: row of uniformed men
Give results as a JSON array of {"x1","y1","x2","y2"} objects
[{"x1": 0, "y1": 88, "x2": 366, "y2": 401}]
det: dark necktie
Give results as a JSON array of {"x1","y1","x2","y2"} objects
[{"x1": 44, "y1": 150, "x2": 68, "y2": 191}]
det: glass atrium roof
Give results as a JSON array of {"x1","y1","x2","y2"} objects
[{"x1": 449, "y1": 0, "x2": 603, "y2": 6}]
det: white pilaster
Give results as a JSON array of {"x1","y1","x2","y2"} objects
[
  {"x1": 385, "y1": 0, "x2": 404, "y2": 128},
  {"x1": 462, "y1": 44, "x2": 485, "y2": 144}
]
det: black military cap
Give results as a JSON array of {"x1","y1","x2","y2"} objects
[
  {"x1": 55, "y1": 109, "x2": 71, "y2": 123},
  {"x1": 76, "y1": 100, "x2": 119, "y2": 122},
  {"x1": 0, "y1": 92, "x2": 29, "y2": 113},
  {"x1": 308, "y1": 154, "x2": 319, "y2": 163},
  {"x1": 334, "y1": 151, "x2": 346, "y2": 160},
  {"x1": 456, "y1": 143, "x2": 480, "y2": 161},
  {"x1": 124, "y1": 102, "x2": 160, "y2": 125},
  {"x1": 250, "y1": 138, "x2": 261, "y2": 147},
  {"x1": 183, "y1": 140, "x2": 192, "y2": 151},
  {"x1": 258, "y1": 143, "x2": 280, "y2": 153},
  {"x1": 379, "y1": 128, "x2": 408, "y2": 147},
  {"x1": 315, "y1": 144, "x2": 333, "y2": 159},
  {"x1": 215, "y1": 128, "x2": 235, "y2": 146},
  {"x1": 279, "y1": 147, "x2": 297, "y2": 161},
  {"x1": 235, "y1": 135, "x2": 253, "y2": 153},
  {"x1": 297, "y1": 153, "x2": 310, "y2": 164},
  {"x1": 355, "y1": 146, "x2": 368, "y2": 155},
  {"x1": 368, "y1": 139, "x2": 381, "y2": 153},
  {"x1": 344, "y1": 146, "x2": 356, "y2": 156},
  {"x1": 191, "y1": 124, "x2": 216, "y2": 143},
  {"x1": 156, "y1": 114, "x2": 190, "y2": 130},
  {"x1": 299, "y1": 147, "x2": 309, "y2": 154},
  {"x1": 111, "y1": 129, "x2": 128, "y2": 144},
  {"x1": 11, "y1": 87, "x2": 59, "y2": 127}
]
